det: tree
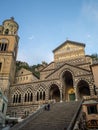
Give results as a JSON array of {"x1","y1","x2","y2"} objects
[
  {"x1": 91, "y1": 53, "x2": 98, "y2": 60},
  {"x1": 16, "y1": 61, "x2": 48, "y2": 78}
]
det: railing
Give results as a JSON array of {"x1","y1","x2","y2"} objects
[
  {"x1": 83, "y1": 95, "x2": 98, "y2": 100},
  {"x1": 67, "y1": 99, "x2": 83, "y2": 130},
  {"x1": 9, "y1": 105, "x2": 45, "y2": 130}
]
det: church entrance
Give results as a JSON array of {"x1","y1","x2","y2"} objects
[
  {"x1": 68, "y1": 88, "x2": 75, "y2": 101},
  {"x1": 77, "y1": 80, "x2": 90, "y2": 99},
  {"x1": 69, "y1": 93, "x2": 75, "y2": 101},
  {"x1": 49, "y1": 84, "x2": 60, "y2": 102},
  {"x1": 62, "y1": 71, "x2": 75, "y2": 101}
]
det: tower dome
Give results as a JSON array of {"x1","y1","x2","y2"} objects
[{"x1": 3, "y1": 17, "x2": 19, "y2": 35}]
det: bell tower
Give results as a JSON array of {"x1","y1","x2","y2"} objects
[{"x1": 0, "y1": 17, "x2": 19, "y2": 97}]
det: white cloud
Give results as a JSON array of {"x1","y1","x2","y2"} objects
[{"x1": 28, "y1": 35, "x2": 34, "y2": 40}]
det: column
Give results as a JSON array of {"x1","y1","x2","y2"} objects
[
  {"x1": 74, "y1": 87, "x2": 78, "y2": 101},
  {"x1": 60, "y1": 89, "x2": 63, "y2": 102},
  {"x1": 33, "y1": 93, "x2": 36, "y2": 102},
  {"x1": 45, "y1": 90, "x2": 49, "y2": 102}
]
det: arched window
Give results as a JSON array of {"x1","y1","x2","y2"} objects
[
  {"x1": 36, "y1": 88, "x2": 46, "y2": 101},
  {"x1": 0, "y1": 43, "x2": 7, "y2": 51},
  {"x1": 24, "y1": 91, "x2": 33, "y2": 102},
  {"x1": 12, "y1": 91, "x2": 21, "y2": 104},
  {"x1": 0, "y1": 38, "x2": 8, "y2": 51},
  {"x1": 5, "y1": 29, "x2": 9, "y2": 35}
]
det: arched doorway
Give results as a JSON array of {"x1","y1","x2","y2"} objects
[
  {"x1": 68, "y1": 88, "x2": 75, "y2": 101},
  {"x1": 77, "y1": 80, "x2": 90, "y2": 99},
  {"x1": 62, "y1": 71, "x2": 75, "y2": 101},
  {"x1": 49, "y1": 84, "x2": 60, "y2": 102}
]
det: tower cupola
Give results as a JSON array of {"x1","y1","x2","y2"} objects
[{"x1": 3, "y1": 17, "x2": 19, "y2": 35}]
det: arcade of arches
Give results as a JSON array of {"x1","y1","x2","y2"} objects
[
  {"x1": 48, "y1": 70, "x2": 91, "y2": 102},
  {"x1": 49, "y1": 84, "x2": 60, "y2": 102}
]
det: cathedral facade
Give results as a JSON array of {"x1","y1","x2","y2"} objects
[{"x1": 0, "y1": 18, "x2": 96, "y2": 118}]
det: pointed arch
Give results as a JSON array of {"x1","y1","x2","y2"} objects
[
  {"x1": 60, "y1": 68, "x2": 75, "y2": 83},
  {"x1": 60, "y1": 69, "x2": 75, "y2": 101},
  {"x1": 24, "y1": 88, "x2": 33, "y2": 102},
  {"x1": 49, "y1": 83, "x2": 60, "y2": 102},
  {"x1": 77, "y1": 79, "x2": 90, "y2": 99},
  {"x1": 35, "y1": 83, "x2": 47, "y2": 101},
  {"x1": 12, "y1": 89, "x2": 22, "y2": 103}
]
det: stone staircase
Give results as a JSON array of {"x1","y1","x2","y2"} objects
[{"x1": 10, "y1": 101, "x2": 82, "y2": 130}]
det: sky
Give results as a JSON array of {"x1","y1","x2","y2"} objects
[{"x1": 0, "y1": 0, "x2": 98, "y2": 65}]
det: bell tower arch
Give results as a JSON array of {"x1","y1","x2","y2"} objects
[{"x1": 0, "y1": 17, "x2": 19, "y2": 96}]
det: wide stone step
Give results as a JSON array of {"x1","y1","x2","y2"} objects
[{"x1": 10, "y1": 101, "x2": 81, "y2": 130}]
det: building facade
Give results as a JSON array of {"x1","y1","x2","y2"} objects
[
  {"x1": 82, "y1": 97, "x2": 98, "y2": 129},
  {"x1": 0, "y1": 17, "x2": 19, "y2": 97},
  {"x1": 0, "y1": 18, "x2": 97, "y2": 118},
  {"x1": 91, "y1": 62, "x2": 98, "y2": 95}
]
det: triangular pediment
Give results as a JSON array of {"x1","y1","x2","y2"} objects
[
  {"x1": 45, "y1": 63, "x2": 91, "y2": 80},
  {"x1": 53, "y1": 40, "x2": 85, "y2": 53},
  {"x1": 15, "y1": 68, "x2": 39, "y2": 84},
  {"x1": 41, "y1": 62, "x2": 55, "y2": 71},
  {"x1": 16, "y1": 68, "x2": 32, "y2": 76},
  {"x1": 53, "y1": 40, "x2": 85, "y2": 62}
]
